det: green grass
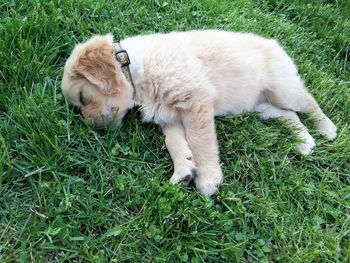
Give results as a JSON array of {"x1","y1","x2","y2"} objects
[{"x1": 1, "y1": 0, "x2": 349, "y2": 262}]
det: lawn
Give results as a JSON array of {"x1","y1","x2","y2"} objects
[{"x1": 0, "y1": 0, "x2": 349, "y2": 262}]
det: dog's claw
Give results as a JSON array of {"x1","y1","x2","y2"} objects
[
  {"x1": 170, "y1": 167, "x2": 197, "y2": 185},
  {"x1": 180, "y1": 174, "x2": 192, "y2": 185}
]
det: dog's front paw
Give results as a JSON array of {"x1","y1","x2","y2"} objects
[
  {"x1": 170, "y1": 161, "x2": 197, "y2": 185},
  {"x1": 194, "y1": 169, "x2": 223, "y2": 196}
]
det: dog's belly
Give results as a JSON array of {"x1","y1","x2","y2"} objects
[
  {"x1": 213, "y1": 82, "x2": 265, "y2": 116},
  {"x1": 209, "y1": 65, "x2": 269, "y2": 116},
  {"x1": 214, "y1": 94, "x2": 260, "y2": 116}
]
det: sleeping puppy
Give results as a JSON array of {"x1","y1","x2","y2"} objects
[{"x1": 62, "y1": 30, "x2": 337, "y2": 196}]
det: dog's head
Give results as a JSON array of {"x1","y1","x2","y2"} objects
[{"x1": 62, "y1": 34, "x2": 134, "y2": 128}]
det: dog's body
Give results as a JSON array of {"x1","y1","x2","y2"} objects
[{"x1": 62, "y1": 30, "x2": 337, "y2": 196}]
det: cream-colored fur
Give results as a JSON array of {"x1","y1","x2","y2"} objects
[{"x1": 62, "y1": 30, "x2": 337, "y2": 196}]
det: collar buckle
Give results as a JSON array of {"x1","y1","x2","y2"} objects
[{"x1": 115, "y1": 49, "x2": 130, "y2": 67}]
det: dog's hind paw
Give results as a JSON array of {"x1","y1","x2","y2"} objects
[
  {"x1": 317, "y1": 118, "x2": 337, "y2": 141},
  {"x1": 295, "y1": 141, "x2": 316, "y2": 155}
]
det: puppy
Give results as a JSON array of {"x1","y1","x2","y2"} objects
[{"x1": 62, "y1": 30, "x2": 337, "y2": 196}]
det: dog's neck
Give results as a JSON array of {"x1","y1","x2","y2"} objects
[
  {"x1": 119, "y1": 38, "x2": 148, "y2": 106},
  {"x1": 113, "y1": 43, "x2": 136, "y2": 99}
]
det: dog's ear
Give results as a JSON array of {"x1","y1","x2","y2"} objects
[{"x1": 73, "y1": 34, "x2": 120, "y2": 95}]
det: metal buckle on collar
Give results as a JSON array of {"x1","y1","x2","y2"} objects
[{"x1": 115, "y1": 49, "x2": 130, "y2": 67}]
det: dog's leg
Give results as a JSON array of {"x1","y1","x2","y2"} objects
[
  {"x1": 180, "y1": 103, "x2": 223, "y2": 196},
  {"x1": 162, "y1": 122, "x2": 197, "y2": 185},
  {"x1": 255, "y1": 103, "x2": 316, "y2": 155},
  {"x1": 267, "y1": 74, "x2": 337, "y2": 141}
]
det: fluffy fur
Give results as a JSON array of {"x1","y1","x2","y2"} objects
[{"x1": 62, "y1": 30, "x2": 337, "y2": 196}]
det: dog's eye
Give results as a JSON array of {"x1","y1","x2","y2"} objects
[{"x1": 79, "y1": 91, "x2": 86, "y2": 106}]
